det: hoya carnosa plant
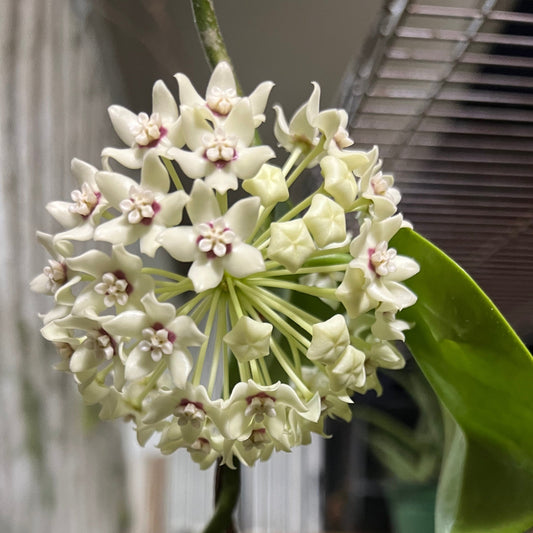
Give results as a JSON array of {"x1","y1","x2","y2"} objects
[{"x1": 32, "y1": 62, "x2": 419, "y2": 468}]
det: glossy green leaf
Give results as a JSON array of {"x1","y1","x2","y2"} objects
[{"x1": 392, "y1": 228, "x2": 533, "y2": 533}]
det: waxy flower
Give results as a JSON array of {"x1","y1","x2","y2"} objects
[
  {"x1": 337, "y1": 215, "x2": 419, "y2": 317},
  {"x1": 320, "y1": 155, "x2": 358, "y2": 210},
  {"x1": 143, "y1": 383, "x2": 223, "y2": 444},
  {"x1": 242, "y1": 164, "x2": 289, "y2": 207},
  {"x1": 274, "y1": 83, "x2": 320, "y2": 156},
  {"x1": 176, "y1": 61, "x2": 273, "y2": 126},
  {"x1": 95, "y1": 152, "x2": 188, "y2": 256},
  {"x1": 358, "y1": 147, "x2": 402, "y2": 220},
  {"x1": 158, "y1": 422, "x2": 224, "y2": 469},
  {"x1": 267, "y1": 219, "x2": 315, "y2": 272},
  {"x1": 46, "y1": 159, "x2": 109, "y2": 243},
  {"x1": 66, "y1": 244, "x2": 154, "y2": 316},
  {"x1": 33, "y1": 67, "x2": 419, "y2": 467},
  {"x1": 102, "y1": 80, "x2": 183, "y2": 169},
  {"x1": 307, "y1": 314, "x2": 350, "y2": 365},
  {"x1": 31, "y1": 233, "x2": 82, "y2": 325},
  {"x1": 223, "y1": 317, "x2": 273, "y2": 363},
  {"x1": 169, "y1": 101, "x2": 274, "y2": 193},
  {"x1": 31, "y1": 232, "x2": 74, "y2": 299},
  {"x1": 158, "y1": 180, "x2": 265, "y2": 292},
  {"x1": 104, "y1": 293, "x2": 206, "y2": 387},
  {"x1": 213, "y1": 381, "x2": 321, "y2": 445}
]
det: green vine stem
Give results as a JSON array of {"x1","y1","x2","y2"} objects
[
  {"x1": 190, "y1": 2, "x2": 244, "y2": 531},
  {"x1": 203, "y1": 461, "x2": 241, "y2": 533},
  {"x1": 190, "y1": 0, "x2": 264, "y2": 145},
  {"x1": 190, "y1": 0, "x2": 243, "y2": 96}
]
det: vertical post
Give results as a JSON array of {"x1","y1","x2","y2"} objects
[{"x1": 0, "y1": 1, "x2": 126, "y2": 531}]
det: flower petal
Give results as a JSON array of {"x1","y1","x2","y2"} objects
[
  {"x1": 175, "y1": 73, "x2": 204, "y2": 107},
  {"x1": 125, "y1": 345, "x2": 157, "y2": 381},
  {"x1": 231, "y1": 146, "x2": 275, "y2": 180},
  {"x1": 101, "y1": 147, "x2": 144, "y2": 170},
  {"x1": 71, "y1": 158, "x2": 98, "y2": 187},
  {"x1": 157, "y1": 190, "x2": 189, "y2": 227},
  {"x1": 108, "y1": 105, "x2": 137, "y2": 145},
  {"x1": 189, "y1": 257, "x2": 224, "y2": 292},
  {"x1": 169, "y1": 148, "x2": 210, "y2": 180},
  {"x1": 224, "y1": 243, "x2": 265, "y2": 279},
  {"x1": 207, "y1": 61, "x2": 237, "y2": 95},
  {"x1": 140, "y1": 151, "x2": 170, "y2": 193},
  {"x1": 187, "y1": 180, "x2": 221, "y2": 224},
  {"x1": 224, "y1": 99, "x2": 255, "y2": 145},
  {"x1": 96, "y1": 171, "x2": 137, "y2": 209},
  {"x1": 249, "y1": 81, "x2": 274, "y2": 124},
  {"x1": 181, "y1": 106, "x2": 213, "y2": 150},
  {"x1": 158, "y1": 226, "x2": 197, "y2": 262},
  {"x1": 152, "y1": 80, "x2": 178, "y2": 123},
  {"x1": 46, "y1": 201, "x2": 81, "y2": 228},
  {"x1": 224, "y1": 197, "x2": 260, "y2": 240},
  {"x1": 168, "y1": 315, "x2": 206, "y2": 347},
  {"x1": 105, "y1": 310, "x2": 149, "y2": 337},
  {"x1": 94, "y1": 217, "x2": 140, "y2": 246},
  {"x1": 167, "y1": 350, "x2": 193, "y2": 388}
]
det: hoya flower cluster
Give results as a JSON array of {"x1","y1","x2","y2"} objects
[{"x1": 32, "y1": 62, "x2": 419, "y2": 468}]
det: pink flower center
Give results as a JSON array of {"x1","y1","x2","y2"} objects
[
  {"x1": 368, "y1": 242, "x2": 397, "y2": 277},
  {"x1": 69, "y1": 184, "x2": 101, "y2": 218},
  {"x1": 120, "y1": 186, "x2": 161, "y2": 225},
  {"x1": 196, "y1": 218, "x2": 235, "y2": 259},
  {"x1": 203, "y1": 128, "x2": 238, "y2": 168},
  {"x1": 94, "y1": 270, "x2": 133, "y2": 307},
  {"x1": 244, "y1": 393, "x2": 276, "y2": 421},
  {"x1": 131, "y1": 112, "x2": 167, "y2": 148},
  {"x1": 139, "y1": 323, "x2": 176, "y2": 362},
  {"x1": 174, "y1": 399, "x2": 206, "y2": 428}
]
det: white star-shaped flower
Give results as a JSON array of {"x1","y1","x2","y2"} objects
[
  {"x1": 102, "y1": 80, "x2": 183, "y2": 169},
  {"x1": 158, "y1": 180, "x2": 265, "y2": 292},
  {"x1": 274, "y1": 82, "x2": 320, "y2": 156},
  {"x1": 336, "y1": 215, "x2": 419, "y2": 317},
  {"x1": 66, "y1": 244, "x2": 154, "y2": 316},
  {"x1": 143, "y1": 383, "x2": 223, "y2": 444},
  {"x1": 176, "y1": 61, "x2": 274, "y2": 127},
  {"x1": 211, "y1": 380, "x2": 320, "y2": 445},
  {"x1": 168, "y1": 101, "x2": 275, "y2": 193},
  {"x1": 46, "y1": 159, "x2": 109, "y2": 243},
  {"x1": 104, "y1": 293, "x2": 206, "y2": 387},
  {"x1": 94, "y1": 152, "x2": 188, "y2": 256},
  {"x1": 167, "y1": 99, "x2": 275, "y2": 194}
]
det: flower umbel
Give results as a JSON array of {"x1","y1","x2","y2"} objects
[{"x1": 33, "y1": 63, "x2": 419, "y2": 468}]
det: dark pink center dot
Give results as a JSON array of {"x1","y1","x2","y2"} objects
[
  {"x1": 113, "y1": 270, "x2": 133, "y2": 295},
  {"x1": 246, "y1": 392, "x2": 275, "y2": 404},
  {"x1": 152, "y1": 322, "x2": 176, "y2": 344},
  {"x1": 368, "y1": 247, "x2": 376, "y2": 273},
  {"x1": 178, "y1": 398, "x2": 205, "y2": 411},
  {"x1": 140, "y1": 201, "x2": 161, "y2": 225},
  {"x1": 98, "y1": 328, "x2": 118, "y2": 356},
  {"x1": 203, "y1": 149, "x2": 238, "y2": 169},
  {"x1": 140, "y1": 126, "x2": 168, "y2": 149},
  {"x1": 196, "y1": 224, "x2": 233, "y2": 259}
]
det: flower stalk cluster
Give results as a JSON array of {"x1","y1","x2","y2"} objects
[{"x1": 32, "y1": 62, "x2": 419, "y2": 468}]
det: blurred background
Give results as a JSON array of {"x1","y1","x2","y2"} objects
[{"x1": 1, "y1": 0, "x2": 532, "y2": 532}]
